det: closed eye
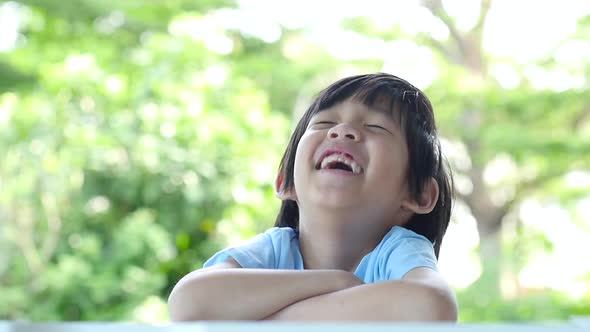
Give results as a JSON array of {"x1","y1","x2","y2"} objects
[
  {"x1": 310, "y1": 121, "x2": 336, "y2": 129},
  {"x1": 366, "y1": 124, "x2": 392, "y2": 134}
]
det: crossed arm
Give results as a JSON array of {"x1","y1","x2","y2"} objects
[{"x1": 167, "y1": 258, "x2": 458, "y2": 321}]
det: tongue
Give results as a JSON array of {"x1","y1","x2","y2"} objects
[{"x1": 328, "y1": 161, "x2": 352, "y2": 172}]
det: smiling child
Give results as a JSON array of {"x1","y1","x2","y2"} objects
[{"x1": 168, "y1": 73, "x2": 457, "y2": 321}]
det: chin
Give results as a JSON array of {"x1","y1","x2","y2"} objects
[{"x1": 311, "y1": 192, "x2": 360, "y2": 209}]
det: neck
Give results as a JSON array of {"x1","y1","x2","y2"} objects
[{"x1": 297, "y1": 209, "x2": 390, "y2": 272}]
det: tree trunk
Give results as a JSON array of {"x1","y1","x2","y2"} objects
[
  {"x1": 423, "y1": 0, "x2": 511, "y2": 291},
  {"x1": 465, "y1": 162, "x2": 508, "y2": 292}
]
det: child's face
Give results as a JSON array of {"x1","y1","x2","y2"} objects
[{"x1": 291, "y1": 97, "x2": 413, "y2": 225}]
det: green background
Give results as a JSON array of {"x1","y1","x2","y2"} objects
[{"x1": 1, "y1": 0, "x2": 589, "y2": 322}]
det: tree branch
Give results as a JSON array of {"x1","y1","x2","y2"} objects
[
  {"x1": 13, "y1": 205, "x2": 43, "y2": 275},
  {"x1": 572, "y1": 105, "x2": 590, "y2": 131},
  {"x1": 472, "y1": 0, "x2": 493, "y2": 37},
  {"x1": 40, "y1": 191, "x2": 62, "y2": 262},
  {"x1": 421, "y1": 0, "x2": 467, "y2": 57},
  {"x1": 420, "y1": 33, "x2": 462, "y2": 65}
]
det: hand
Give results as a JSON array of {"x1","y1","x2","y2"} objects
[
  {"x1": 264, "y1": 271, "x2": 365, "y2": 321},
  {"x1": 340, "y1": 270, "x2": 364, "y2": 289}
]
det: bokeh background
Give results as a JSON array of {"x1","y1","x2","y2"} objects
[{"x1": 1, "y1": 0, "x2": 590, "y2": 323}]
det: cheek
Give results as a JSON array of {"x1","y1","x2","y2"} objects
[
  {"x1": 293, "y1": 136, "x2": 313, "y2": 176},
  {"x1": 296, "y1": 132, "x2": 320, "y2": 160},
  {"x1": 372, "y1": 143, "x2": 409, "y2": 180}
]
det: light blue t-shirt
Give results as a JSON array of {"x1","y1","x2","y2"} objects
[{"x1": 204, "y1": 226, "x2": 437, "y2": 283}]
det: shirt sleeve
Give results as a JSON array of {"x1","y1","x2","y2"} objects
[
  {"x1": 383, "y1": 229, "x2": 438, "y2": 280},
  {"x1": 203, "y1": 227, "x2": 298, "y2": 269},
  {"x1": 203, "y1": 231, "x2": 275, "y2": 269}
]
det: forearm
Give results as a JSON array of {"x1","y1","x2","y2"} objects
[
  {"x1": 266, "y1": 279, "x2": 457, "y2": 321},
  {"x1": 168, "y1": 268, "x2": 361, "y2": 321}
]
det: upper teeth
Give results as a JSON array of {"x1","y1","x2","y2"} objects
[{"x1": 320, "y1": 153, "x2": 362, "y2": 174}]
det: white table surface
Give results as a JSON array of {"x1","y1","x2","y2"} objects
[{"x1": 1, "y1": 320, "x2": 589, "y2": 332}]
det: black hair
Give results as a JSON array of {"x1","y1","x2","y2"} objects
[{"x1": 274, "y1": 73, "x2": 453, "y2": 258}]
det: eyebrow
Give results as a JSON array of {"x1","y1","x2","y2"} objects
[
  {"x1": 368, "y1": 105, "x2": 394, "y2": 117},
  {"x1": 364, "y1": 102, "x2": 403, "y2": 124},
  {"x1": 317, "y1": 98, "x2": 399, "y2": 119}
]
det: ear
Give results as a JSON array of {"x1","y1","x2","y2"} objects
[
  {"x1": 401, "y1": 177, "x2": 439, "y2": 214},
  {"x1": 275, "y1": 171, "x2": 297, "y2": 201}
]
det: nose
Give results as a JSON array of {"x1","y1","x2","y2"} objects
[{"x1": 327, "y1": 123, "x2": 361, "y2": 142}]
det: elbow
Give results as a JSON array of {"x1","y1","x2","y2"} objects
[
  {"x1": 167, "y1": 294, "x2": 192, "y2": 321},
  {"x1": 167, "y1": 276, "x2": 213, "y2": 321},
  {"x1": 167, "y1": 286, "x2": 198, "y2": 322},
  {"x1": 423, "y1": 285, "x2": 458, "y2": 322}
]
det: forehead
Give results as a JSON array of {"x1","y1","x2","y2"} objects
[{"x1": 313, "y1": 95, "x2": 401, "y2": 121}]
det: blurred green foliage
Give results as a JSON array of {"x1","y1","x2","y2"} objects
[
  {"x1": 0, "y1": 0, "x2": 295, "y2": 320},
  {"x1": 0, "y1": 0, "x2": 589, "y2": 323},
  {"x1": 457, "y1": 285, "x2": 590, "y2": 322}
]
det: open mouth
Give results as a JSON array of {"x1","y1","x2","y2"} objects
[{"x1": 315, "y1": 152, "x2": 363, "y2": 174}]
